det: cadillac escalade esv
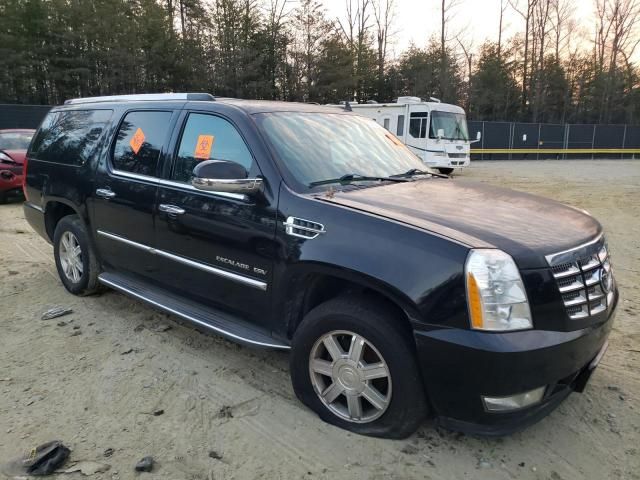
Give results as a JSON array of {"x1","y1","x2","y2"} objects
[{"x1": 23, "y1": 93, "x2": 618, "y2": 438}]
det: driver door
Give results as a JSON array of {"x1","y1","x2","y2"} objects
[{"x1": 153, "y1": 111, "x2": 276, "y2": 323}]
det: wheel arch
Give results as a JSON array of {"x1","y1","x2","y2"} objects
[
  {"x1": 44, "y1": 198, "x2": 86, "y2": 242},
  {"x1": 279, "y1": 262, "x2": 421, "y2": 341}
]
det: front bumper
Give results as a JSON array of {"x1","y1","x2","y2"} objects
[{"x1": 414, "y1": 292, "x2": 617, "y2": 435}]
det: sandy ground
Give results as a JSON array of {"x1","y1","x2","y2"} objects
[{"x1": 0, "y1": 160, "x2": 638, "y2": 480}]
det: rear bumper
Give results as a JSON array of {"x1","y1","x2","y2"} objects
[
  {"x1": 414, "y1": 290, "x2": 617, "y2": 435},
  {"x1": 23, "y1": 201, "x2": 49, "y2": 242}
]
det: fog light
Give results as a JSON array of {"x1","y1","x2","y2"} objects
[{"x1": 482, "y1": 386, "x2": 546, "y2": 412}]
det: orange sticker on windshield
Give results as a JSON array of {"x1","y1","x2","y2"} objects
[
  {"x1": 194, "y1": 135, "x2": 215, "y2": 159},
  {"x1": 130, "y1": 128, "x2": 145, "y2": 154}
]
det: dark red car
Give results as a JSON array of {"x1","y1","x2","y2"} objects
[{"x1": 0, "y1": 129, "x2": 35, "y2": 203}]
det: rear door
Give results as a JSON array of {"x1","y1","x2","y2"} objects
[
  {"x1": 152, "y1": 110, "x2": 276, "y2": 322},
  {"x1": 92, "y1": 109, "x2": 178, "y2": 279}
]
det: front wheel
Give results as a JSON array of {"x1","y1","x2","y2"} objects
[
  {"x1": 437, "y1": 167, "x2": 454, "y2": 175},
  {"x1": 290, "y1": 295, "x2": 428, "y2": 439}
]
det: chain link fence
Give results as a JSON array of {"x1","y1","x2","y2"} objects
[{"x1": 468, "y1": 121, "x2": 640, "y2": 160}]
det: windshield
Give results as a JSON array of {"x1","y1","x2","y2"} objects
[
  {"x1": 0, "y1": 131, "x2": 34, "y2": 150},
  {"x1": 256, "y1": 113, "x2": 431, "y2": 189},
  {"x1": 429, "y1": 111, "x2": 469, "y2": 141}
]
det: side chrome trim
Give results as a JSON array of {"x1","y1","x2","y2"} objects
[
  {"x1": 109, "y1": 168, "x2": 247, "y2": 201},
  {"x1": 545, "y1": 232, "x2": 604, "y2": 266},
  {"x1": 24, "y1": 202, "x2": 44, "y2": 213},
  {"x1": 98, "y1": 276, "x2": 289, "y2": 350},
  {"x1": 97, "y1": 230, "x2": 267, "y2": 291}
]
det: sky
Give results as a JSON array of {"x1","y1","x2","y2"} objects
[{"x1": 321, "y1": 0, "x2": 598, "y2": 60}]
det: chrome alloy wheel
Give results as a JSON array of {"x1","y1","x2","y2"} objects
[
  {"x1": 59, "y1": 231, "x2": 83, "y2": 283},
  {"x1": 309, "y1": 330, "x2": 392, "y2": 423}
]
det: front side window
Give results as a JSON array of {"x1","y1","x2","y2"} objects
[
  {"x1": 429, "y1": 111, "x2": 469, "y2": 141},
  {"x1": 256, "y1": 112, "x2": 432, "y2": 190},
  {"x1": 29, "y1": 110, "x2": 112, "y2": 165},
  {"x1": 112, "y1": 111, "x2": 171, "y2": 176},
  {"x1": 409, "y1": 112, "x2": 427, "y2": 139},
  {"x1": 173, "y1": 113, "x2": 253, "y2": 183}
]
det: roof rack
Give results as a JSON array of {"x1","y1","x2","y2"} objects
[{"x1": 64, "y1": 93, "x2": 215, "y2": 105}]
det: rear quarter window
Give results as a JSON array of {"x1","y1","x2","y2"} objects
[{"x1": 29, "y1": 109, "x2": 112, "y2": 165}]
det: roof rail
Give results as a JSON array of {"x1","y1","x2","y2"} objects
[{"x1": 64, "y1": 93, "x2": 215, "y2": 105}]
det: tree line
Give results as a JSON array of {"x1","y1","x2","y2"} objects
[{"x1": 1, "y1": 0, "x2": 639, "y2": 124}]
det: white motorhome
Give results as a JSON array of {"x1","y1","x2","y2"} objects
[{"x1": 344, "y1": 96, "x2": 479, "y2": 174}]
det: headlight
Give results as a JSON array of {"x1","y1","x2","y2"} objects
[{"x1": 465, "y1": 249, "x2": 532, "y2": 331}]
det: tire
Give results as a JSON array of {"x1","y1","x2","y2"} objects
[
  {"x1": 0, "y1": 192, "x2": 6, "y2": 204},
  {"x1": 290, "y1": 295, "x2": 427, "y2": 439},
  {"x1": 53, "y1": 214, "x2": 101, "y2": 295},
  {"x1": 437, "y1": 167, "x2": 454, "y2": 175}
]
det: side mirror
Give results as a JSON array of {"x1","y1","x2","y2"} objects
[
  {"x1": 476, "y1": 131, "x2": 481, "y2": 141},
  {"x1": 437, "y1": 128, "x2": 445, "y2": 139},
  {"x1": 191, "y1": 160, "x2": 263, "y2": 195}
]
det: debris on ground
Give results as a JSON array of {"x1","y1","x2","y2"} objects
[
  {"x1": 61, "y1": 461, "x2": 110, "y2": 475},
  {"x1": 41, "y1": 307, "x2": 73, "y2": 321},
  {"x1": 151, "y1": 323, "x2": 172, "y2": 332},
  {"x1": 208, "y1": 451, "x2": 223, "y2": 460},
  {"x1": 153, "y1": 409, "x2": 164, "y2": 416},
  {"x1": 103, "y1": 448, "x2": 114, "y2": 458},
  {"x1": 217, "y1": 405, "x2": 234, "y2": 419},
  {"x1": 120, "y1": 348, "x2": 134, "y2": 355},
  {"x1": 1, "y1": 440, "x2": 70, "y2": 476},
  {"x1": 134, "y1": 456, "x2": 154, "y2": 472},
  {"x1": 70, "y1": 331, "x2": 82, "y2": 337}
]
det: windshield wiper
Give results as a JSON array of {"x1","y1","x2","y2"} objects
[
  {"x1": 309, "y1": 173, "x2": 409, "y2": 187},
  {"x1": 391, "y1": 168, "x2": 450, "y2": 179}
]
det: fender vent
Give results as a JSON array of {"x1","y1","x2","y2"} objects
[{"x1": 284, "y1": 217, "x2": 325, "y2": 239}]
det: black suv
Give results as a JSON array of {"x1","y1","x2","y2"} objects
[{"x1": 23, "y1": 93, "x2": 617, "y2": 438}]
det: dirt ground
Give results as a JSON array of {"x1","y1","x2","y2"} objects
[{"x1": 0, "y1": 160, "x2": 638, "y2": 480}]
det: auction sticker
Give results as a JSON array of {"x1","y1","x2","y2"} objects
[
  {"x1": 130, "y1": 128, "x2": 145, "y2": 154},
  {"x1": 194, "y1": 135, "x2": 215, "y2": 159}
]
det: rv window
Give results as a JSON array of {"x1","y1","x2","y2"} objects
[
  {"x1": 397, "y1": 115, "x2": 404, "y2": 136},
  {"x1": 409, "y1": 112, "x2": 428, "y2": 139},
  {"x1": 410, "y1": 112, "x2": 428, "y2": 118},
  {"x1": 383, "y1": 118, "x2": 390, "y2": 130}
]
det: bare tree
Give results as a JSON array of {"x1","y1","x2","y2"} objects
[
  {"x1": 337, "y1": 0, "x2": 372, "y2": 101},
  {"x1": 498, "y1": 0, "x2": 508, "y2": 58},
  {"x1": 509, "y1": 0, "x2": 539, "y2": 112},
  {"x1": 550, "y1": 0, "x2": 573, "y2": 58},
  {"x1": 372, "y1": 0, "x2": 395, "y2": 100}
]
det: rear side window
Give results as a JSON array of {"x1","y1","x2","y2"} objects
[
  {"x1": 396, "y1": 115, "x2": 405, "y2": 136},
  {"x1": 112, "y1": 111, "x2": 172, "y2": 177},
  {"x1": 29, "y1": 110, "x2": 112, "y2": 165},
  {"x1": 172, "y1": 113, "x2": 254, "y2": 183}
]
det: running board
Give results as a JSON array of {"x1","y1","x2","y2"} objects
[{"x1": 98, "y1": 272, "x2": 290, "y2": 350}]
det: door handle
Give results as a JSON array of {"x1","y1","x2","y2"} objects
[
  {"x1": 158, "y1": 204, "x2": 186, "y2": 215},
  {"x1": 96, "y1": 188, "x2": 116, "y2": 199}
]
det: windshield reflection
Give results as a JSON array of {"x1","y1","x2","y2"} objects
[{"x1": 256, "y1": 113, "x2": 431, "y2": 189}]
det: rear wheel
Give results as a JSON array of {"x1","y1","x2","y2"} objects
[
  {"x1": 437, "y1": 167, "x2": 454, "y2": 175},
  {"x1": 290, "y1": 295, "x2": 427, "y2": 439},
  {"x1": 53, "y1": 215, "x2": 100, "y2": 295}
]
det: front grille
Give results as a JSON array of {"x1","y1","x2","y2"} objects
[
  {"x1": 447, "y1": 153, "x2": 467, "y2": 159},
  {"x1": 549, "y1": 241, "x2": 614, "y2": 320}
]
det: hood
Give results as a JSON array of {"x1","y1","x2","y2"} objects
[
  {"x1": 1, "y1": 150, "x2": 26, "y2": 165},
  {"x1": 320, "y1": 179, "x2": 602, "y2": 269}
]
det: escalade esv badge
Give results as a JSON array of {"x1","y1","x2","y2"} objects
[{"x1": 22, "y1": 93, "x2": 618, "y2": 439}]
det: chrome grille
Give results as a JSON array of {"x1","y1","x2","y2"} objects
[{"x1": 549, "y1": 240, "x2": 614, "y2": 320}]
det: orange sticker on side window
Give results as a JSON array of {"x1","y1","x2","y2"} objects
[
  {"x1": 130, "y1": 128, "x2": 145, "y2": 154},
  {"x1": 194, "y1": 135, "x2": 215, "y2": 159}
]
